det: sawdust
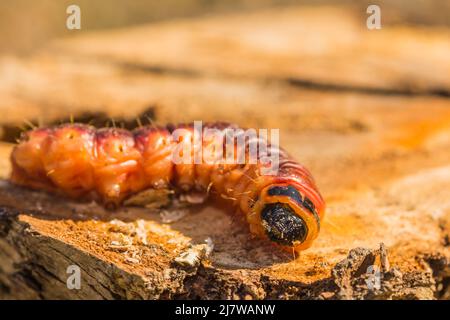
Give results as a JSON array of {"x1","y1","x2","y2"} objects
[{"x1": 17, "y1": 214, "x2": 183, "y2": 276}]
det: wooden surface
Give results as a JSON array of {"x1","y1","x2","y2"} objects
[{"x1": 0, "y1": 5, "x2": 449, "y2": 299}]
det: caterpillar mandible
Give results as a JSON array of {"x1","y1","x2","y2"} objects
[{"x1": 9, "y1": 122, "x2": 325, "y2": 252}]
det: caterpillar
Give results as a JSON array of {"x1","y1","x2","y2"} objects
[{"x1": 9, "y1": 122, "x2": 325, "y2": 252}]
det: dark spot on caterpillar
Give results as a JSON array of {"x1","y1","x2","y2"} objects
[
  {"x1": 304, "y1": 196, "x2": 321, "y2": 231},
  {"x1": 268, "y1": 185, "x2": 319, "y2": 215},
  {"x1": 268, "y1": 185, "x2": 303, "y2": 206},
  {"x1": 261, "y1": 203, "x2": 308, "y2": 246},
  {"x1": 303, "y1": 197, "x2": 316, "y2": 215}
]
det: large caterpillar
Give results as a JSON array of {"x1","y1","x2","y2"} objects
[{"x1": 9, "y1": 122, "x2": 325, "y2": 252}]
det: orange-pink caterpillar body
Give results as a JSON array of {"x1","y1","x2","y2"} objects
[{"x1": 10, "y1": 122, "x2": 325, "y2": 252}]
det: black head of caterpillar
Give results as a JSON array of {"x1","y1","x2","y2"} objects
[
  {"x1": 255, "y1": 183, "x2": 322, "y2": 251},
  {"x1": 261, "y1": 202, "x2": 308, "y2": 246}
]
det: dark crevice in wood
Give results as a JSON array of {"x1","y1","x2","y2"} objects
[
  {"x1": 286, "y1": 78, "x2": 450, "y2": 98},
  {"x1": 111, "y1": 58, "x2": 450, "y2": 99}
]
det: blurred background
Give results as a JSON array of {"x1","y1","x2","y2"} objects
[{"x1": 1, "y1": 0, "x2": 450, "y2": 54}]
